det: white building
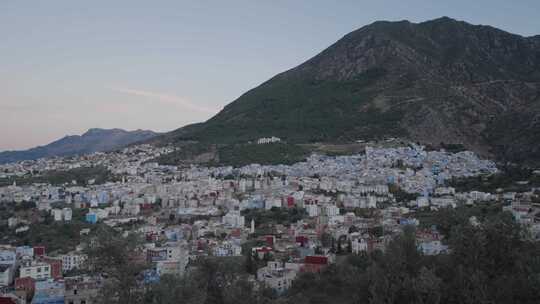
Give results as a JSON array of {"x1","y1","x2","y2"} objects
[
  {"x1": 434, "y1": 187, "x2": 455, "y2": 196},
  {"x1": 154, "y1": 243, "x2": 190, "y2": 277},
  {"x1": 20, "y1": 262, "x2": 51, "y2": 281},
  {"x1": 415, "y1": 197, "x2": 429, "y2": 208},
  {"x1": 0, "y1": 265, "x2": 14, "y2": 287},
  {"x1": 325, "y1": 205, "x2": 340, "y2": 217},
  {"x1": 213, "y1": 241, "x2": 242, "y2": 257},
  {"x1": 305, "y1": 204, "x2": 319, "y2": 217},
  {"x1": 222, "y1": 211, "x2": 245, "y2": 228},
  {"x1": 156, "y1": 260, "x2": 186, "y2": 277},
  {"x1": 257, "y1": 136, "x2": 281, "y2": 145},
  {"x1": 63, "y1": 208, "x2": 73, "y2": 221},
  {"x1": 265, "y1": 198, "x2": 282, "y2": 210},
  {"x1": 0, "y1": 250, "x2": 16, "y2": 287},
  {"x1": 351, "y1": 238, "x2": 368, "y2": 254},
  {"x1": 123, "y1": 202, "x2": 140, "y2": 216},
  {"x1": 52, "y1": 209, "x2": 63, "y2": 221},
  {"x1": 7, "y1": 217, "x2": 18, "y2": 228},
  {"x1": 52, "y1": 208, "x2": 73, "y2": 222},
  {"x1": 418, "y1": 240, "x2": 448, "y2": 255},
  {"x1": 365, "y1": 196, "x2": 377, "y2": 209},
  {"x1": 61, "y1": 253, "x2": 87, "y2": 272},
  {"x1": 256, "y1": 261, "x2": 298, "y2": 294},
  {"x1": 430, "y1": 197, "x2": 456, "y2": 208}
]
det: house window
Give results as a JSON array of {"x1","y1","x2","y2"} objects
[
  {"x1": 37, "y1": 268, "x2": 41, "y2": 273},
  {"x1": 73, "y1": 289, "x2": 78, "y2": 295},
  {"x1": 81, "y1": 301, "x2": 86, "y2": 304}
]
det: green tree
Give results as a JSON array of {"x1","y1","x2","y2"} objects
[
  {"x1": 320, "y1": 232, "x2": 333, "y2": 248},
  {"x1": 144, "y1": 274, "x2": 205, "y2": 304},
  {"x1": 85, "y1": 227, "x2": 149, "y2": 304}
]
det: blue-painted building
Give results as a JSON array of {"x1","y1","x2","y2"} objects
[
  {"x1": 16, "y1": 246, "x2": 34, "y2": 258},
  {"x1": 164, "y1": 229, "x2": 183, "y2": 241},
  {"x1": 143, "y1": 269, "x2": 160, "y2": 284},
  {"x1": 98, "y1": 191, "x2": 109, "y2": 205},
  {"x1": 0, "y1": 251, "x2": 16, "y2": 266},
  {"x1": 399, "y1": 218, "x2": 418, "y2": 226},
  {"x1": 247, "y1": 199, "x2": 264, "y2": 209},
  {"x1": 85, "y1": 212, "x2": 98, "y2": 224},
  {"x1": 32, "y1": 280, "x2": 65, "y2": 304}
]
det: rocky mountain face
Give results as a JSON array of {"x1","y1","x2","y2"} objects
[
  {"x1": 0, "y1": 128, "x2": 159, "y2": 164},
  {"x1": 163, "y1": 17, "x2": 540, "y2": 164}
]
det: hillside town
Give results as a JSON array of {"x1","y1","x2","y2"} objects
[{"x1": 0, "y1": 142, "x2": 539, "y2": 304}]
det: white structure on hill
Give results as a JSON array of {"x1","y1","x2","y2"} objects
[
  {"x1": 222, "y1": 211, "x2": 245, "y2": 228},
  {"x1": 257, "y1": 137, "x2": 281, "y2": 144}
]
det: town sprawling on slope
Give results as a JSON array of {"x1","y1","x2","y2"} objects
[{"x1": 0, "y1": 137, "x2": 539, "y2": 303}]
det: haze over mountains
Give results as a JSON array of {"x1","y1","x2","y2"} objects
[
  {"x1": 159, "y1": 17, "x2": 540, "y2": 165},
  {"x1": 0, "y1": 128, "x2": 158, "y2": 164}
]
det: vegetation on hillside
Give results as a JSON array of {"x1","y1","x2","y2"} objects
[
  {"x1": 151, "y1": 143, "x2": 216, "y2": 166},
  {"x1": 241, "y1": 207, "x2": 308, "y2": 228},
  {"x1": 0, "y1": 165, "x2": 116, "y2": 187},
  {"x1": 412, "y1": 203, "x2": 504, "y2": 236},
  {"x1": 154, "y1": 143, "x2": 309, "y2": 168},
  {"x1": 425, "y1": 142, "x2": 466, "y2": 153},
  {"x1": 171, "y1": 68, "x2": 406, "y2": 144},
  {"x1": 1, "y1": 208, "x2": 102, "y2": 254},
  {"x1": 450, "y1": 166, "x2": 540, "y2": 193},
  {"x1": 214, "y1": 143, "x2": 308, "y2": 167}
]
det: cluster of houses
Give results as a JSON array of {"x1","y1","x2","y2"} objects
[
  {"x1": 0, "y1": 245, "x2": 94, "y2": 304},
  {"x1": 0, "y1": 142, "x2": 539, "y2": 302}
]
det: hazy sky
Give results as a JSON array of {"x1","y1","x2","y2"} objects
[{"x1": 1, "y1": 1, "x2": 539, "y2": 151}]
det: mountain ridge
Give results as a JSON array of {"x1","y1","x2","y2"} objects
[
  {"x1": 157, "y1": 17, "x2": 540, "y2": 165},
  {"x1": 0, "y1": 128, "x2": 159, "y2": 164}
]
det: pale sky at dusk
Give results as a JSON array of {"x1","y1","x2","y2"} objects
[{"x1": 1, "y1": 0, "x2": 539, "y2": 151}]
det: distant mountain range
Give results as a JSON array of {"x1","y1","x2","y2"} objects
[
  {"x1": 0, "y1": 128, "x2": 159, "y2": 164},
  {"x1": 158, "y1": 17, "x2": 540, "y2": 165}
]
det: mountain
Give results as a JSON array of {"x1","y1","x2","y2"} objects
[
  {"x1": 161, "y1": 17, "x2": 540, "y2": 164},
  {"x1": 0, "y1": 128, "x2": 159, "y2": 164}
]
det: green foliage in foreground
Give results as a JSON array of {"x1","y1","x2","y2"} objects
[
  {"x1": 0, "y1": 165, "x2": 116, "y2": 186},
  {"x1": 86, "y1": 227, "x2": 149, "y2": 304},
  {"x1": 280, "y1": 213, "x2": 540, "y2": 304},
  {"x1": 85, "y1": 208, "x2": 540, "y2": 304}
]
